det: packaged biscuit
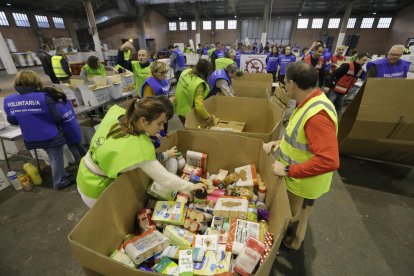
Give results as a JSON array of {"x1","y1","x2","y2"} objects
[
  {"x1": 193, "y1": 250, "x2": 232, "y2": 275},
  {"x1": 179, "y1": 249, "x2": 193, "y2": 276},
  {"x1": 123, "y1": 229, "x2": 170, "y2": 265},
  {"x1": 147, "y1": 181, "x2": 177, "y2": 201},
  {"x1": 109, "y1": 249, "x2": 135, "y2": 268},
  {"x1": 194, "y1": 235, "x2": 218, "y2": 251},
  {"x1": 213, "y1": 197, "x2": 248, "y2": 219},
  {"x1": 152, "y1": 201, "x2": 187, "y2": 226},
  {"x1": 233, "y1": 237, "x2": 265, "y2": 276},
  {"x1": 154, "y1": 256, "x2": 179, "y2": 275},
  {"x1": 186, "y1": 150, "x2": 207, "y2": 173},
  {"x1": 226, "y1": 219, "x2": 260, "y2": 255},
  {"x1": 234, "y1": 164, "x2": 258, "y2": 187},
  {"x1": 163, "y1": 225, "x2": 195, "y2": 247}
]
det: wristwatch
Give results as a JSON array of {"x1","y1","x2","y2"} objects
[{"x1": 284, "y1": 165, "x2": 291, "y2": 174}]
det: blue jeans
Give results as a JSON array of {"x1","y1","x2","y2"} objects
[
  {"x1": 43, "y1": 146, "x2": 70, "y2": 189},
  {"x1": 68, "y1": 143, "x2": 87, "y2": 164},
  {"x1": 327, "y1": 88, "x2": 346, "y2": 113}
]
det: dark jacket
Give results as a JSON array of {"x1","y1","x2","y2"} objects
[{"x1": 38, "y1": 52, "x2": 54, "y2": 76}]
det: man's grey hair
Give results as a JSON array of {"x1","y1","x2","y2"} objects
[
  {"x1": 389, "y1": 45, "x2": 405, "y2": 52},
  {"x1": 225, "y1": 64, "x2": 238, "y2": 73},
  {"x1": 225, "y1": 49, "x2": 237, "y2": 58}
]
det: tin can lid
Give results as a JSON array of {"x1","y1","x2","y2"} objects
[{"x1": 258, "y1": 185, "x2": 267, "y2": 192}]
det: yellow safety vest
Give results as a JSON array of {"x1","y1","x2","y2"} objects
[
  {"x1": 51, "y1": 55, "x2": 70, "y2": 78},
  {"x1": 277, "y1": 92, "x2": 338, "y2": 199},
  {"x1": 124, "y1": 49, "x2": 132, "y2": 61},
  {"x1": 215, "y1": 58, "x2": 236, "y2": 71}
]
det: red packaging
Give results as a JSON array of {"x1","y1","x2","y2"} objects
[
  {"x1": 183, "y1": 164, "x2": 203, "y2": 177},
  {"x1": 137, "y1": 208, "x2": 155, "y2": 232},
  {"x1": 233, "y1": 237, "x2": 266, "y2": 276}
]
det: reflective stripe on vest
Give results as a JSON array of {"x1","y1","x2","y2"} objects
[
  {"x1": 277, "y1": 92, "x2": 338, "y2": 199},
  {"x1": 51, "y1": 55, "x2": 69, "y2": 78},
  {"x1": 333, "y1": 62, "x2": 362, "y2": 94},
  {"x1": 304, "y1": 55, "x2": 324, "y2": 70}
]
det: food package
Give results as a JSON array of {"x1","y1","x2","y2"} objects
[
  {"x1": 234, "y1": 164, "x2": 258, "y2": 187},
  {"x1": 137, "y1": 208, "x2": 156, "y2": 232},
  {"x1": 179, "y1": 249, "x2": 193, "y2": 276},
  {"x1": 186, "y1": 150, "x2": 207, "y2": 173},
  {"x1": 211, "y1": 216, "x2": 231, "y2": 231},
  {"x1": 154, "y1": 257, "x2": 179, "y2": 275},
  {"x1": 182, "y1": 164, "x2": 203, "y2": 177},
  {"x1": 160, "y1": 246, "x2": 206, "y2": 263},
  {"x1": 205, "y1": 228, "x2": 229, "y2": 244},
  {"x1": 213, "y1": 197, "x2": 249, "y2": 219},
  {"x1": 194, "y1": 235, "x2": 218, "y2": 251},
  {"x1": 109, "y1": 250, "x2": 135, "y2": 268},
  {"x1": 193, "y1": 250, "x2": 232, "y2": 275},
  {"x1": 226, "y1": 218, "x2": 260, "y2": 255},
  {"x1": 123, "y1": 229, "x2": 170, "y2": 265},
  {"x1": 147, "y1": 181, "x2": 178, "y2": 201},
  {"x1": 233, "y1": 237, "x2": 265, "y2": 276},
  {"x1": 163, "y1": 225, "x2": 195, "y2": 247},
  {"x1": 152, "y1": 201, "x2": 187, "y2": 226}
]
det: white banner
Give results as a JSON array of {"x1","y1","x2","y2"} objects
[
  {"x1": 240, "y1": 54, "x2": 268, "y2": 73},
  {"x1": 189, "y1": 39, "x2": 195, "y2": 52},
  {"x1": 195, "y1": 33, "x2": 200, "y2": 49},
  {"x1": 261, "y1": 33, "x2": 267, "y2": 48}
]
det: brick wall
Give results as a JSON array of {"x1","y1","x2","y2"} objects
[
  {"x1": 0, "y1": 10, "x2": 74, "y2": 52},
  {"x1": 389, "y1": 3, "x2": 414, "y2": 48}
]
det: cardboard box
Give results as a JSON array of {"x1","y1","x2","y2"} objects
[
  {"x1": 271, "y1": 95, "x2": 287, "y2": 109},
  {"x1": 274, "y1": 84, "x2": 289, "y2": 105},
  {"x1": 237, "y1": 73, "x2": 273, "y2": 82},
  {"x1": 232, "y1": 81, "x2": 272, "y2": 99},
  {"x1": 210, "y1": 119, "x2": 246, "y2": 132},
  {"x1": 185, "y1": 96, "x2": 284, "y2": 142},
  {"x1": 78, "y1": 84, "x2": 111, "y2": 107},
  {"x1": 79, "y1": 118, "x2": 102, "y2": 145},
  {"x1": 54, "y1": 83, "x2": 84, "y2": 106},
  {"x1": 68, "y1": 130, "x2": 291, "y2": 276},
  {"x1": 339, "y1": 78, "x2": 414, "y2": 165}
]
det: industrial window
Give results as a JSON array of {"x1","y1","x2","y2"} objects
[
  {"x1": 377, "y1": 17, "x2": 392, "y2": 28},
  {"x1": 311, "y1": 18, "x2": 324, "y2": 29},
  {"x1": 169, "y1": 22, "x2": 177, "y2": 31},
  {"x1": 297, "y1": 18, "x2": 309, "y2": 29},
  {"x1": 228, "y1": 20, "x2": 237, "y2": 29},
  {"x1": 0, "y1": 11, "x2": 9, "y2": 26},
  {"x1": 52, "y1": 17, "x2": 65, "y2": 29},
  {"x1": 328, "y1": 18, "x2": 340, "y2": 28},
  {"x1": 35, "y1": 15, "x2": 50, "y2": 28},
  {"x1": 191, "y1": 21, "x2": 196, "y2": 30},
  {"x1": 346, "y1": 18, "x2": 357, "y2": 28},
  {"x1": 360, "y1": 17, "x2": 374, "y2": 29},
  {"x1": 216, "y1": 20, "x2": 224, "y2": 30},
  {"x1": 203, "y1": 21, "x2": 211, "y2": 30},
  {"x1": 179, "y1": 22, "x2": 188, "y2": 31},
  {"x1": 12, "y1": 13, "x2": 30, "y2": 27}
]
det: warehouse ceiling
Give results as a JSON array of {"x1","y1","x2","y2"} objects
[{"x1": 1, "y1": 0, "x2": 412, "y2": 21}]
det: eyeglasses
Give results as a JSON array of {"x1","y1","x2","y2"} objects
[{"x1": 157, "y1": 70, "x2": 168, "y2": 75}]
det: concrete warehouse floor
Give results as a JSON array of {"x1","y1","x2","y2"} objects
[{"x1": 0, "y1": 67, "x2": 413, "y2": 276}]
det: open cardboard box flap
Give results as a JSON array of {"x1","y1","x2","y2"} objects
[
  {"x1": 185, "y1": 96, "x2": 284, "y2": 142},
  {"x1": 68, "y1": 130, "x2": 291, "y2": 276},
  {"x1": 339, "y1": 78, "x2": 414, "y2": 165},
  {"x1": 232, "y1": 79, "x2": 272, "y2": 99},
  {"x1": 237, "y1": 72, "x2": 273, "y2": 82}
]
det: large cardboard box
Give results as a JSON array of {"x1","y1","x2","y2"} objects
[
  {"x1": 68, "y1": 130, "x2": 291, "y2": 276},
  {"x1": 339, "y1": 78, "x2": 414, "y2": 165},
  {"x1": 78, "y1": 85, "x2": 111, "y2": 107},
  {"x1": 185, "y1": 96, "x2": 284, "y2": 142},
  {"x1": 274, "y1": 83, "x2": 289, "y2": 105},
  {"x1": 54, "y1": 83, "x2": 84, "y2": 106},
  {"x1": 237, "y1": 72, "x2": 273, "y2": 82},
  {"x1": 232, "y1": 80, "x2": 272, "y2": 99}
]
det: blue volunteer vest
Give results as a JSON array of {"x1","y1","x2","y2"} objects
[
  {"x1": 278, "y1": 54, "x2": 296, "y2": 75},
  {"x1": 55, "y1": 101, "x2": 82, "y2": 144},
  {"x1": 235, "y1": 50, "x2": 241, "y2": 68},
  {"x1": 202, "y1": 48, "x2": 208, "y2": 55},
  {"x1": 266, "y1": 54, "x2": 279, "y2": 72},
  {"x1": 214, "y1": 49, "x2": 224, "y2": 59},
  {"x1": 4, "y1": 92, "x2": 59, "y2": 142},
  {"x1": 368, "y1": 58, "x2": 410, "y2": 78},
  {"x1": 207, "y1": 69, "x2": 231, "y2": 97},
  {"x1": 173, "y1": 49, "x2": 186, "y2": 68},
  {"x1": 140, "y1": 77, "x2": 170, "y2": 98}
]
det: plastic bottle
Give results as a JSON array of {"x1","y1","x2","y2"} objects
[
  {"x1": 176, "y1": 151, "x2": 186, "y2": 170},
  {"x1": 7, "y1": 170, "x2": 22, "y2": 190},
  {"x1": 23, "y1": 162, "x2": 43, "y2": 185},
  {"x1": 166, "y1": 157, "x2": 178, "y2": 175}
]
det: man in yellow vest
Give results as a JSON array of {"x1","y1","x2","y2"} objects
[
  {"x1": 79, "y1": 55, "x2": 117, "y2": 80},
  {"x1": 51, "y1": 47, "x2": 72, "y2": 83},
  {"x1": 131, "y1": 49, "x2": 152, "y2": 96},
  {"x1": 116, "y1": 41, "x2": 135, "y2": 72},
  {"x1": 215, "y1": 49, "x2": 237, "y2": 70},
  {"x1": 263, "y1": 62, "x2": 340, "y2": 251}
]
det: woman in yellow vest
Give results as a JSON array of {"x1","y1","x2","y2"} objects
[
  {"x1": 76, "y1": 96, "x2": 206, "y2": 208},
  {"x1": 215, "y1": 49, "x2": 237, "y2": 70},
  {"x1": 132, "y1": 49, "x2": 152, "y2": 96},
  {"x1": 174, "y1": 59, "x2": 214, "y2": 126},
  {"x1": 263, "y1": 62, "x2": 339, "y2": 251},
  {"x1": 116, "y1": 41, "x2": 135, "y2": 72},
  {"x1": 79, "y1": 55, "x2": 117, "y2": 80}
]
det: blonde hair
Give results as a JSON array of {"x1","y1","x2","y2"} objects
[
  {"x1": 150, "y1": 61, "x2": 167, "y2": 75},
  {"x1": 13, "y1": 70, "x2": 43, "y2": 90},
  {"x1": 337, "y1": 45, "x2": 346, "y2": 50}
]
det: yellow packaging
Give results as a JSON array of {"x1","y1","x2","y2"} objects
[
  {"x1": 193, "y1": 250, "x2": 232, "y2": 275},
  {"x1": 152, "y1": 201, "x2": 187, "y2": 226},
  {"x1": 163, "y1": 225, "x2": 195, "y2": 247}
]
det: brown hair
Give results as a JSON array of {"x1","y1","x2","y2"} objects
[
  {"x1": 13, "y1": 70, "x2": 43, "y2": 90},
  {"x1": 87, "y1": 55, "x2": 99, "y2": 69},
  {"x1": 190, "y1": 59, "x2": 212, "y2": 81},
  {"x1": 107, "y1": 97, "x2": 167, "y2": 139}
]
